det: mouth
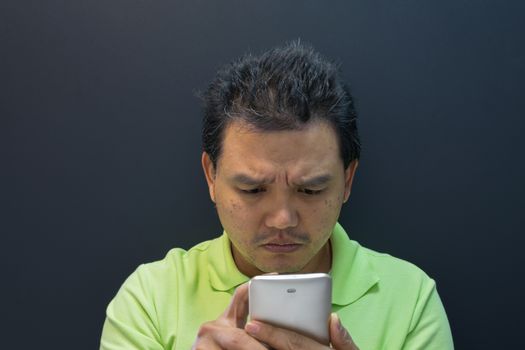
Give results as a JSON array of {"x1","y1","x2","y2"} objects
[{"x1": 261, "y1": 242, "x2": 302, "y2": 253}]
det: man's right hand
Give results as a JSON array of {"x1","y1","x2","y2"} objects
[{"x1": 191, "y1": 283, "x2": 267, "y2": 349}]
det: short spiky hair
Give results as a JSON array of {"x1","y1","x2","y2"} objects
[{"x1": 202, "y1": 41, "x2": 360, "y2": 169}]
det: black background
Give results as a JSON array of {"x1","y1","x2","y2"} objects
[{"x1": 2, "y1": 1, "x2": 524, "y2": 348}]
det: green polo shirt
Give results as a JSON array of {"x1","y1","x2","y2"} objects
[{"x1": 100, "y1": 223, "x2": 453, "y2": 349}]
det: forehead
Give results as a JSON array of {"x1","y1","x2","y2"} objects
[{"x1": 216, "y1": 120, "x2": 343, "y2": 177}]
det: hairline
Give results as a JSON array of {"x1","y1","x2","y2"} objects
[{"x1": 212, "y1": 117, "x2": 346, "y2": 171}]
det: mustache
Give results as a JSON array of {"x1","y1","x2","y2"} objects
[{"x1": 252, "y1": 230, "x2": 311, "y2": 245}]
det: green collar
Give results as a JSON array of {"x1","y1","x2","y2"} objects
[
  {"x1": 207, "y1": 223, "x2": 379, "y2": 305},
  {"x1": 330, "y1": 223, "x2": 380, "y2": 306},
  {"x1": 207, "y1": 231, "x2": 250, "y2": 292}
]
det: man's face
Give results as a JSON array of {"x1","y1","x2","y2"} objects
[{"x1": 202, "y1": 120, "x2": 358, "y2": 277}]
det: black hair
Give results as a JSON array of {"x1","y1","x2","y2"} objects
[{"x1": 201, "y1": 41, "x2": 360, "y2": 169}]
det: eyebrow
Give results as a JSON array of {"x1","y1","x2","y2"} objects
[
  {"x1": 230, "y1": 174, "x2": 273, "y2": 186},
  {"x1": 296, "y1": 174, "x2": 333, "y2": 187},
  {"x1": 230, "y1": 173, "x2": 333, "y2": 187}
]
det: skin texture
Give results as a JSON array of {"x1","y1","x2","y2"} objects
[{"x1": 196, "y1": 120, "x2": 360, "y2": 349}]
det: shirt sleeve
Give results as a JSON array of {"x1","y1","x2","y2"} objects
[
  {"x1": 402, "y1": 279, "x2": 454, "y2": 350},
  {"x1": 100, "y1": 265, "x2": 166, "y2": 350}
]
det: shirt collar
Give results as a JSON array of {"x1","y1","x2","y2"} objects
[
  {"x1": 330, "y1": 222, "x2": 380, "y2": 306},
  {"x1": 207, "y1": 223, "x2": 380, "y2": 303},
  {"x1": 208, "y1": 232, "x2": 249, "y2": 292}
]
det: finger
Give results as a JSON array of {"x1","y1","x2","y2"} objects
[
  {"x1": 191, "y1": 337, "x2": 222, "y2": 350},
  {"x1": 222, "y1": 283, "x2": 250, "y2": 327},
  {"x1": 329, "y1": 313, "x2": 359, "y2": 350},
  {"x1": 213, "y1": 327, "x2": 268, "y2": 350},
  {"x1": 245, "y1": 320, "x2": 325, "y2": 350},
  {"x1": 193, "y1": 322, "x2": 267, "y2": 350},
  {"x1": 192, "y1": 322, "x2": 226, "y2": 350}
]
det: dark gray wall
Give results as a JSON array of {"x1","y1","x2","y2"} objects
[{"x1": 2, "y1": 1, "x2": 524, "y2": 348}]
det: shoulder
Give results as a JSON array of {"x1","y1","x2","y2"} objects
[
  {"x1": 350, "y1": 242, "x2": 441, "y2": 321},
  {"x1": 356, "y1": 245, "x2": 453, "y2": 346},
  {"x1": 352, "y1": 242, "x2": 435, "y2": 292},
  {"x1": 103, "y1": 238, "x2": 219, "y2": 328},
  {"x1": 132, "y1": 238, "x2": 217, "y2": 287},
  {"x1": 357, "y1": 244, "x2": 434, "y2": 288},
  {"x1": 332, "y1": 223, "x2": 434, "y2": 290}
]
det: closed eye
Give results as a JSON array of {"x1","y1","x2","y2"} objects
[
  {"x1": 240, "y1": 188, "x2": 266, "y2": 194},
  {"x1": 299, "y1": 188, "x2": 323, "y2": 195},
  {"x1": 239, "y1": 188, "x2": 322, "y2": 195}
]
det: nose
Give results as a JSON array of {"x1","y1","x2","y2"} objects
[{"x1": 264, "y1": 197, "x2": 299, "y2": 230}]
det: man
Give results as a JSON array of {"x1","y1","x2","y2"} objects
[{"x1": 100, "y1": 42, "x2": 454, "y2": 349}]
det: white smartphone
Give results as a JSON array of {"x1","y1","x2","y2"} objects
[{"x1": 248, "y1": 273, "x2": 332, "y2": 345}]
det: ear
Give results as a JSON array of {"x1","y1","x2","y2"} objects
[
  {"x1": 201, "y1": 152, "x2": 217, "y2": 203},
  {"x1": 343, "y1": 160, "x2": 359, "y2": 203}
]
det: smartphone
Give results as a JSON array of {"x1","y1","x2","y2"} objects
[{"x1": 248, "y1": 273, "x2": 332, "y2": 345}]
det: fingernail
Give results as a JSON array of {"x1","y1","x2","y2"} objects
[{"x1": 245, "y1": 321, "x2": 260, "y2": 335}]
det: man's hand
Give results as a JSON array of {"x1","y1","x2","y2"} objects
[
  {"x1": 244, "y1": 313, "x2": 360, "y2": 350},
  {"x1": 192, "y1": 282, "x2": 359, "y2": 350},
  {"x1": 191, "y1": 283, "x2": 267, "y2": 350}
]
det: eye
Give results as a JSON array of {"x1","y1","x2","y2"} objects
[
  {"x1": 299, "y1": 188, "x2": 323, "y2": 195},
  {"x1": 240, "y1": 188, "x2": 265, "y2": 195}
]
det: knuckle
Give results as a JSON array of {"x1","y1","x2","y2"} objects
[
  {"x1": 196, "y1": 321, "x2": 215, "y2": 337},
  {"x1": 191, "y1": 325, "x2": 210, "y2": 350},
  {"x1": 191, "y1": 343, "x2": 206, "y2": 350},
  {"x1": 194, "y1": 321, "x2": 250, "y2": 349},
  {"x1": 285, "y1": 333, "x2": 303, "y2": 350},
  {"x1": 229, "y1": 334, "x2": 243, "y2": 347}
]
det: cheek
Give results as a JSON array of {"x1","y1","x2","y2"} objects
[
  {"x1": 323, "y1": 196, "x2": 343, "y2": 211},
  {"x1": 306, "y1": 196, "x2": 343, "y2": 230},
  {"x1": 216, "y1": 197, "x2": 254, "y2": 233}
]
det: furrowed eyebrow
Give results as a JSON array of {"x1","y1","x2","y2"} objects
[
  {"x1": 296, "y1": 174, "x2": 333, "y2": 187},
  {"x1": 230, "y1": 174, "x2": 273, "y2": 186},
  {"x1": 230, "y1": 173, "x2": 333, "y2": 187}
]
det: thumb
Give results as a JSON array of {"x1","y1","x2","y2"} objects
[{"x1": 329, "y1": 313, "x2": 359, "y2": 350}]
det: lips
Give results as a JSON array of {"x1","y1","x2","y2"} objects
[{"x1": 262, "y1": 241, "x2": 302, "y2": 253}]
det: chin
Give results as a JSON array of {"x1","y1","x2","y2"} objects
[{"x1": 257, "y1": 262, "x2": 305, "y2": 274}]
